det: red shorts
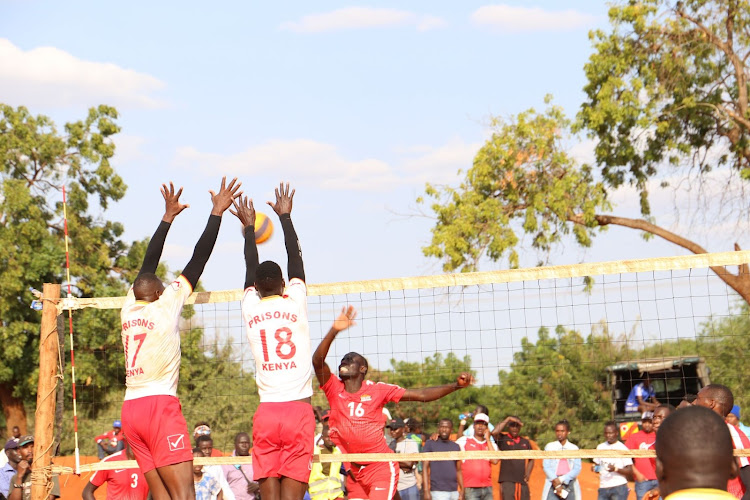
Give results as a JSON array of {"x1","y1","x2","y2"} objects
[
  {"x1": 121, "y1": 395, "x2": 192, "y2": 473},
  {"x1": 252, "y1": 401, "x2": 315, "y2": 482},
  {"x1": 349, "y1": 461, "x2": 399, "y2": 500},
  {"x1": 345, "y1": 470, "x2": 368, "y2": 500}
]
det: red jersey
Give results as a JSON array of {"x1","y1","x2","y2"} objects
[
  {"x1": 321, "y1": 376, "x2": 405, "y2": 455},
  {"x1": 455, "y1": 436, "x2": 497, "y2": 487},
  {"x1": 94, "y1": 430, "x2": 124, "y2": 447},
  {"x1": 89, "y1": 450, "x2": 149, "y2": 500},
  {"x1": 625, "y1": 430, "x2": 657, "y2": 480}
]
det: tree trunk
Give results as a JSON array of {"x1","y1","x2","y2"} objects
[
  {"x1": 0, "y1": 382, "x2": 28, "y2": 436},
  {"x1": 569, "y1": 213, "x2": 750, "y2": 304}
]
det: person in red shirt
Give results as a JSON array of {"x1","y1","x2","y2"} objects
[
  {"x1": 625, "y1": 412, "x2": 657, "y2": 500},
  {"x1": 94, "y1": 420, "x2": 125, "y2": 459},
  {"x1": 83, "y1": 439, "x2": 150, "y2": 500},
  {"x1": 455, "y1": 413, "x2": 498, "y2": 500},
  {"x1": 312, "y1": 306, "x2": 474, "y2": 500}
]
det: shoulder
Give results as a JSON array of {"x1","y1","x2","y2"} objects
[
  {"x1": 566, "y1": 442, "x2": 579, "y2": 450},
  {"x1": 544, "y1": 441, "x2": 557, "y2": 451}
]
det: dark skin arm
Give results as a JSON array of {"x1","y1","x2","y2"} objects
[
  {"x1": 525, "y1": 458, "x2": 534, "y2": 483},
  {"x1": 82, "y1": 482, "x2": 98, "y2": 500},
  {"x1": 230, "y1": 195, "x2": 259, "y2": 289},
  {"x1": 423, "y1": 461, "x2": 431, "y2": 500},
  {"x1": 312, "y1": 306, "x2": 358, "y2": 386},
  {"x1": 138, "y1": 182, "x2": 189, "y2": 277},
  {"x1": 400, "y1": 372, "x2": 475, "y2": 402},
  {"x1": 491, "y1": 416, "x2": 523, "y2": 439},
  {"x1": 457, "y1": 461, "x2": 464, "y2": 500},
  {"x1": 8, "y1": 463, "x2": 29, "y2": 500},
  {"x1": 267, "y1": 183, "x2": 305, "y2": 282}
]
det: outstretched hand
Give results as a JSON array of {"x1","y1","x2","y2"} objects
[
  {"x1": 230, "y1": 195, "x2": 256, "y2": 230},
  {"x1": 267, "y1": 182, "x2": 295, "y2": 216},
  {"x1": 456, "y1": 372, "x2": 475, "y2": 388},
  {"x1": 332, "y1": 305, "x2": 357, "y2": 332},
  {"x1": 161, "y1": 182, "x2": 189, "y2": 222},
  {"x1": 210, "y1": 177, "x2": 242, "y2": 216}
]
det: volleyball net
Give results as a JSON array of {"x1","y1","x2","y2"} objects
[{"x1": 48, "y1": 250, "x2": 750, "y2": 473}]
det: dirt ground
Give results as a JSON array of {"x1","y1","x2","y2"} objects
[{"x1": 58, "y1": 456, "x2": 633, "y2": 499}]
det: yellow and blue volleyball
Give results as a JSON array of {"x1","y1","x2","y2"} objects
[{"x1": 254, "y1": 213, "x2": 273, "y2": 244}]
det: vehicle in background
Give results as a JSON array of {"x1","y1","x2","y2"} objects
[{"x1": 606, "y1": 356, "x2": 710, "y2": 438}]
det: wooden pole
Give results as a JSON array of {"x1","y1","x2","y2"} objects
[{"x1": 32, "y1": 283, "x2": 60, "y2": 500}]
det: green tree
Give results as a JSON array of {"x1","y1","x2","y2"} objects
[{"x1": 0, "y1": 104, "x2": 136, "y2": 435}]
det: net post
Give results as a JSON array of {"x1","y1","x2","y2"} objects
[{"x1": 32, "y1": 283, "x2": 61, "y2": 500}]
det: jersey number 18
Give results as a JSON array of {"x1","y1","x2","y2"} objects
[{"x1": 259, "y1": 327, "x2": 297, "y2": 362}]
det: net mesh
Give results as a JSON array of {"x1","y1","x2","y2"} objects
[{"x1": 55, "y1": 251, "x2": 750, "y2": 470}]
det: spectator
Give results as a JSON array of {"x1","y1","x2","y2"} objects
[
  {"x1": 7, "y1": 435, "x2": 60, "y2": 500},
  {"x1": 193, "y1": 448, "x2": 224, "y2": 500},
  {"x1": 492, "y1": 416, "x2": 534, "y2": 500},
  {"x1": 10, "y1": 429, "x2": 19, "y2": 441},
  {"x1": 625, "y1": 412, "x2": 657, "y2": 500},
  {"x1": 423, "y1": 419, "x2": 462, "y2": 500},
  {"x1": 309, "y1": 425, "x2": 344, "y2": 500},
  {"x1": 83, "y1": 438, "x2": 149, "y2": 500},
  {"x1": 593, "y1": 421, "x2": 632, "y2": 500},
  {"x1": 641, "y1": 404, "x2": 676, "y2": 500},
  {"x1": 197, "y1": 435, "x2": 233, "y2": 499},
  {"x1": 1, "y1": 439, "x2": 20, "y2": 498},
  {"x1": 458, "y1": 405, "x2": 495, "y2": 437},
  {"x1": 727, "y1": 406, "x2": 750, "y2": 441},
  {"x1": 455, "y1": 413, "x2": 498, "y2": 500},
  {"x1": 221, "y1": 432, "x2": 258, "y2": 500},
  {"x1": 94, "y1": 420, "x2": 125, "y2": 459},
  {"x1": 193, "y1": 422, "x2": 223, "y2": 456},
  {"x1": 389, "y1": 417, "x2": 420, "y2": 500},
  {"x1": 625, "y1": 374, "x2": 659, "y2": 413},
  {"x1": 404, "y1": 419, "x2": 426, "y2": 493},
  {"x1": 656, "y1": 405, "x2": 737, "y2": 499},
  {"x1": 693, "y1": 384, "x2": 750, "y2": 499},
  {"x1": 542, "y1": 420, "x2": 581, "y2": 500},
  {"x1": 0, "y1": 429, "x2": 19, "y2": 470}
]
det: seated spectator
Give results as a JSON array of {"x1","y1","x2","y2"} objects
[
  {"x1": 94, "y1": 420, "x2": 125, "y2": 459},
  {"x1": 221, "y1": 432, "x2": 258, "y2": 500},
  {"x1": 625, "y1": 374, "x2": 659, "y2": 413},
  {"x1": 193, "y1": 448, "x2": 223, "y2": 500},
  {"x1": 656, "y1": 405, "x2": 737, "y2": 499}
]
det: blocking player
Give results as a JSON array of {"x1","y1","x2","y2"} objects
[
  {"x1": 313, "y1": 306, "x2": 475, "y2": 500},
  {"x1": 121, "y1": 178, "x2": 241, "y2": 500},
  {"x1": 231, "y1": 183, "x2": 312, "y2": 500},
  {"x1": 83, "y1": 438, "x2": 150, "y2": 500}
]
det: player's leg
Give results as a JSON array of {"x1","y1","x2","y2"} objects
[
  {"x1": 277, "y1": 401, "x2": 316, "y2": 500},
  {"x1": 253, "y1": 403, "x2": 284, "y2": 500},
  {"x1": 152, "y1": 461, "x2": 195, "y2": 500},
  {"x1": 279, "y1": 477, "x2": 309, "y2": 500},
  {"x1": 122, "y1": 401, "x2": 169, "y2": 500},
  {"x1": 361, "y1": 462, "x2": 399, "y2": 500},
  {"x1": 143, "y1": 469, "x2": 171, "y2": 500}
]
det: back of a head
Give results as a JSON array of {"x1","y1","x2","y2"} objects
[
  {"x1": 656, "y1": 405, "x2": 735, "y2": 497},
  {"x1": 256, "y1": 261, "x2": 284, "y2": 296},
  {"x1": 133, "y1": 273, "x2": 163, "y2": 301}
]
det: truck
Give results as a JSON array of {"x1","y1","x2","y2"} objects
[{"x1": 606, "y1": 356, "x2": 710, "y2": 438}]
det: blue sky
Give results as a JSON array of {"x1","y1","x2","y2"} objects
[{"x1": 1, "y1": 1, "x2": 740, "y2": 294}]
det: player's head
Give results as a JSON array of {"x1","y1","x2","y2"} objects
[
  {"x1": 338, "y1": 351, "x2": 368, "y2": 379},
  {"x1": 652, "y1": 404, "x2": 675, "y2": 432},
  {"x1": 554, "y1": 419, "x2": 571, "y2": 443},
  {"x1": 603, "y1": 420, "x2": 619, "y2": 444},
  {"x1": 196, "y1": 434, "x2": 213, "y2": 457},
  {"x1": 255, "y1": 261, "x2": 284, "y2": 297},
  {"x1": 234, "y1": 432, "x2": 250, "y2": 456},
  {"x1": 656, "y1": 405, "x2": 737, "y2": 497},
  {"x1": 507, "y1": 416, "x2": 522, "y2": 438},
  {"x1": 694, "y1": 384, "x2": 734, "y2": 417},
  {"x1": 133, "y1": 273, "x2": 165, "y2": 302}
]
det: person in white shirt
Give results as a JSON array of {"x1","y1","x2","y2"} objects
[{"x1": 593, "y1": 421, "x2": 633, "y2": 500}]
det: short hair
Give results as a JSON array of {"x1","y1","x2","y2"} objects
[
  {"x1": 133, "y1": 273, "x2": 162, "y2": 296},
  {"x1": 705, "y1": 384, "x2": 734, "y2": 416},
  {"x1": 604, "y1": 420, "x2": 617, "y2": 429},
  {"x1": 256, "y1": 261, "x2": 283, "y2": 294},
  {"x1": 234, "y1": 432, "x2": 249, "y2": 445},
  {"x1": 476, "y1": 405, "x2": 489, "y2": 415},
  {"x1": 196, "y1": 435, "x2": 213, "y2": 445},
  {"x1": 555, "y1": 419, "x2": 571, "y2": 431},
  {"x1": 683, "y1": 394, "x2": 697, "y2": 403},
  {"x1": 438, "y1": 418, "x2": 454, "y2": 427},
  {"x1": 656, "y1": 405, "x2": 733, "y2": 484},
  {"x1": 192, "y1": 447, "x2": 202, "y2": 454}
]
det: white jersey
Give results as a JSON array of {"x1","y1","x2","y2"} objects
[
  {"x1": 121, "y1": 275, "x2": 192, "y2": 400},
  {"x1": 241, "y1": 278, "x2": 312, "y2": 402}
]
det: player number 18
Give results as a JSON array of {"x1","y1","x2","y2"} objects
[{"x1": 259, "y1": 327, "x2": 297, "y2": 362}]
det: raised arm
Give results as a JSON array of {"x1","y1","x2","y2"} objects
[
  {"x1": 181, "y1": 177, "x2": 242, "y2": 288},
  {"x1": 312, "y1": 306, "x2": 357, "y2": 386},
  {"x1": 267, "y1": 182, "x2": 305, "y2": 282},
  {"x1": 230, "y1": 196, "x2": 259, "y2": 289},
  {"x1": 138, "y1": 182, "x2": 189, "y2": 277},
  {"x1": 491, "y1": 416, "x2": 523, "y2": 439},
  {"x1": 400, "y1": 372, "x2": 474, "y2": 402}
]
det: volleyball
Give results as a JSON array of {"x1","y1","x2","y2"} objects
[{"x1": 254, "y1": 213, "x2": 273, "y2": 244}]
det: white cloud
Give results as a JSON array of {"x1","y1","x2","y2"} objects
[
  {"x1": 471, "y1": 5, "x2": 596, "y2": 33},
  {"x1": 112, "y1": 134, "x2": 150, "y2": 166},
  {"x1": 174, "y1": 137, "x2": 479, "y2": 191},
  {"x1": 0, "y1": 38, "x2": 166, "y2": 109},
  {"x1": 280, "y1": 7, "x2": 446, "y2": 33}
]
